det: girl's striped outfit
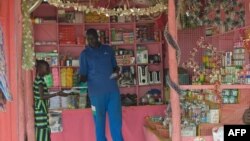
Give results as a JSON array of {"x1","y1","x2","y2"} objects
[{"x1": 33, "y1": 76, "x2": 50, "y2": 141}]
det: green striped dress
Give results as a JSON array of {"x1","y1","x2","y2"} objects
[{"x1": 33, "y1": 76, "x2": 50, "y2": 141}]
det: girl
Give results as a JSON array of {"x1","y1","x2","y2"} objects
[{"x1": 34, "y1": 60, "x2": 67, "y2": 141}]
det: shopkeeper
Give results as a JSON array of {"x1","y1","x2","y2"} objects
[{"x1": 79, "y1": 28, "x2": 123, "y2": 141}]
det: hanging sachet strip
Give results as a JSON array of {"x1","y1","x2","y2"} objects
[{"x1": 0, "y1": 23, "x2": 12, "y2": 101}]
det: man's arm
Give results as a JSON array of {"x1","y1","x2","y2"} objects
[{"x1": 79, "y1": 51, "x2": 88, "y2": 82}]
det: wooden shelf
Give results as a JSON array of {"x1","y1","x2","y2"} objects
[
  {"x1": 139, "y1": 83, "x2": 161, "y2": 87},
  {"x1": 35, "y1": 44, "x2": 58, "y2": 46},
  {"x1": 111, "y1": 43, "x2": 134, "y2": 46},
  {"x1": 59, "y1": 44, "x2": 84, "y2": 47},
  {"x1": 180, "y1": 85, "x2": 215, "y2": 90},
  {"x1": 221, "y1": 84, "x2": 250, "y2": 89},
  {"x1": 85, "y1": 23, "x2": 109, "y2": 26},
  {"x1": 60, "y1": 66, "x2": 79, "y2": 68},
  {"x1": 137, "y1": 63, "x2": 161, "y2": 66},
  {"x1": 119, "y1": 85, "x2": 136, "y2": 88},
  {"x1": 206, "y1": 25, "x2": 250, "y2": 38},
  {"x1": 110, "y1": 22, "x2": 134, "y2": 26},
  {"x1": 180, "y1": 84, "x2": 250, "y2": 90},
  {"x1": 137, "y1": 41, "x2": 162, "y2": 45},
  {"x1": 136, "y1": 20, "x2": 155, "y2": 24},
  {"x1": 58, "y1": 23, "x2": 83, "y2": 26},
  {"x1": 34, "y1": 22, "x2": 57, "y2": 25},
  {"x1": 118, "y1": 64, "x2": 135, "y2": 67}
]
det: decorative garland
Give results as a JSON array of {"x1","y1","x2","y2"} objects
[
  {"x1": 48, "y1": 0, "x2": 167, "y2": 16},
  {"x1": 22, "y1": 0, "x2": 37, "y2": 70},
  {"x1": 182, "y1": 37, "x2": 222, "y2": 84}
]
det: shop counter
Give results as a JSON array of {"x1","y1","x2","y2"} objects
[
  {"x1": 51, "y1": 105, "x2": 166, "y2": 141},
  {"x1": 143, "y1": 126, "x2": 213, "y2": 141}
]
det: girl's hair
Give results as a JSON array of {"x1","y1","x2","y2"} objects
[{"x1": 35, "y1": 60, "x2": 49, "y2": 69}]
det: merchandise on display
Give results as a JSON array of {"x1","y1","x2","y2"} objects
[
  {"x1": 121, "y1": 93, "x2": 137, "y2": 106},
  {"x1": 111, "y1": 28, "x2": 134, "y2": 45},
  {"x1": 136, "y1": 25, "x2": 160, "y2": 42},
  {"x1": 110, "y1": 15, "x2": 133, "y2": 23},
  {"x1": 118, "y1": 66, "x2": 136, "y2": 87},
  {"x1": 137, "y1": 46, "x2": 148, "y2": 64},
  {"x1": 140, "y1": 89, "x2": 162, "y2": 105},
  {"x1": 221, "y1": 89, "x2": 239, "y2": 104},
  {"x1": 36, "y1": 52, "x2": 59, "y2": 66}
]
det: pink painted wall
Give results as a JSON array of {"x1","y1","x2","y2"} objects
[{"x1": 0, "y1": 0, "x2": 23, "y2": 141}]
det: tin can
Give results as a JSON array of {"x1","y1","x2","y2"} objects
[
  {"x1": 229, "y1": 96, "x2": 236, "y2": 104},
  {"x1": 223, "y1": 96, "x2": 229, "y2": 104}
]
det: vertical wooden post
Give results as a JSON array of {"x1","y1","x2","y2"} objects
[{"x1": 167, "y1": 0, "x2": 181, "y2": 141}]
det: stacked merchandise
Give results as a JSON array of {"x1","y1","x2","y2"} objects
[
  {"x1": 136, "y1": 25, "x2": 160, "y2": 42},
  {"x1": 140, "y1": 89, "x2": 163, "y2": 105},
  {"x1": 118, "y1": 66, "x2": 136, "y2": 87},
  {"x1": 111, "y1": 28, "x2": 134, "y2": 45},
  {"x1": 59, "y1": 25, "x2": 76, "y2": 45},
  {"x1": 84, "y1": 12, "x2": 109, "y2": 23},
  {"x1": 179, "y1": 90, "x2": 220, "y2": 136},
  {"x1": 144, "y1": 109, "x2": 169, "y2": 139},
  {"x1": 52, "y1": 68, "x2": 60, "y2": 87},
  {"x1": 60, "y1": 68, "x2": 73, "y2": 87},
  {"x1": 120, "y1": 93, "x2": 137, "y2": 106},
  {"x1": 36, "y1": 52, "x2": 59, "y2": 66},
  {"x1": 97, "y1": 30, "x2": 109, "y2": 44},
  {"x1": 221, "y1": 89, "x2": 239, "y2": 104},
  {"x1": 110, "y1": 16, "x2": 133, "y2": 23},
  {"x1": 114, "y1": 48, "x2": 135, "y2": 66}
]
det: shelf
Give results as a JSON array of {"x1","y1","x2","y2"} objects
[
  {"x1": 137, "y1": 63, "x2": 161, "y2": 66},
  {"x1": 180, "y1": 85, "x2": 215, "y2": 90},
  {"x1": 34, "y1": 44, "x2": 57, "y2": 47},
  {"x1": 136, "y1": 41, "x2": 162, "y2": 44},
  {"x1": 205, "y1": 25, "x2": 250, "y2": 38},
  {"x1": 85, "y1": 23, "x2": 109, "y2": 26},
  {"x1": 180, "y1": 84, "x2": 250, "y2": 90},
  {"x1": 138, "y1": 83, "x2": 162, "y2": 87},
  {"x1": 110, "y1": 22, "x2": 134, "y2": 26},
  {"x1": 136, "y1": 20, "x2": 155, "y2": 24},
  {"x1": 118, "y1": 64, "x2": 135, "y2": 67},
  {"x1": 58, "y1": 23, "x2": 83, "y2": 26},
  {"x1": 60, "y1": 66, "x2": 79, "y2": 68},
  {"x1": 111, "y1": 43, "x2": 134, "y2": 46},
  {"x1": 119, "y1": 85, "x2": 136, "y2": 88},
  {"x1": 59, "y1": 44, "x2": 84, "y2": 47},
  {"x1": 34, "y1": 22, "x2": 57, "y2": 25},
  {"x1": 221, "y1": 84, "x2": 250, "y2": 89}
]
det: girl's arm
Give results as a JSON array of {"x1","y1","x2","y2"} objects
[{"x1": 38, "y1": 84, "x2": 58, "y2": 99}]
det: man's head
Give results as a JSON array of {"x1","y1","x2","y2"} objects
[{"x1": 86, "y1": 28, "x2": 100, "y2": 48}]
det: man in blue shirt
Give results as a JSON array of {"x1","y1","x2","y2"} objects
[{"x1": 79, "y1": 28, "x2": 123, "y2": 141}]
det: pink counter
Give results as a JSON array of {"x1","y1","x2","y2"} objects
[
  {"x1": 51, "y1": 105, "x2": 166, "y2": 141},
  {"x1": 143, "y1": 127, "x2": 213, "y2": 141}
]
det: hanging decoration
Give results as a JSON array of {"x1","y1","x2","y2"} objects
[
  {"x1": 176, "y1": 0, "x2": 245, "y2": 31},
  {"x1": 164, "y1": 25, "x2": 184, "y2": 96},
  {"x1": 47, "y1": 0, "x2": 167, "y2": 16},
  {"x1": 182, "y1": 37, "x2": 222, "y2": 85},
  {"x1": 22, "y1": 0, "x2": 42, "y2": 70},
  {"x1": 0, "y1": 23, "x2": 12, "y2": 112},
  {"x1": 203, "y1": 0, "x2": 245, "y2": 32}
]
